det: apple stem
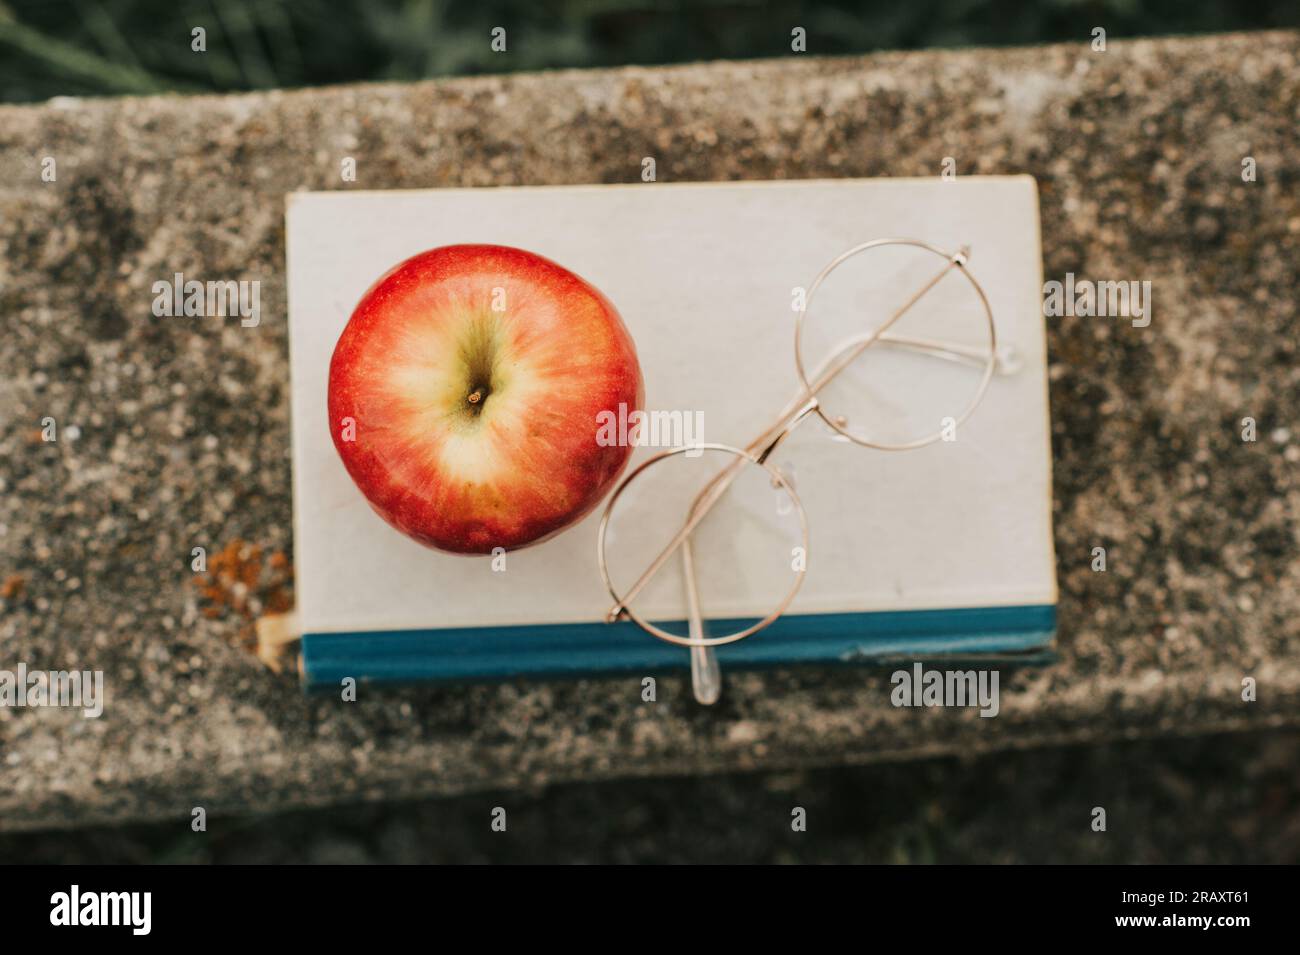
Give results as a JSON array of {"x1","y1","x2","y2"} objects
[{"x1": 467, "y1": 388, "x2": 484, "y2": 405}]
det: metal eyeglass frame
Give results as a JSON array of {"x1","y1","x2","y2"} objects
[{"x1": 595, "y1": 238, "x2": 1020, "y2": 704}]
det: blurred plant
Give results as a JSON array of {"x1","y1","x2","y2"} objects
[{"x1": 0, "y1": 0, "x2": 1296, "y2": 102}]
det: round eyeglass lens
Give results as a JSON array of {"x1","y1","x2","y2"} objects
[
  {"x1": 795, "y1": 240, "x2": 996, "y2": 450},
  {"x1": 599, "y1": 445, "x2": 807, "y2": 647}
]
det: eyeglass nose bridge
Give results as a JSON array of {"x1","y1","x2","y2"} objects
[{"x1": 755, "y1": 396, "x2": 820, "y2": 466}]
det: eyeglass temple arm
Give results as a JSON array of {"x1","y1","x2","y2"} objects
[
  {"x1": 869, "y1": 332, "x2": 1019, "y2": 374},
  {"x1": 604, "y1": 252, "x2": 965, "y2": 624},
  {"x1": 681, "y1": 535, "x2": 721, "y2": 704}
]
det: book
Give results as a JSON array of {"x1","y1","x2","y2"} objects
[{"x1": 285, "y1": 177, "x2": 1057, "y2": 689}]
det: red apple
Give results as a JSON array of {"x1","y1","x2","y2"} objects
[{"x1": 328, "y1": 244, "x2": 644, "y2": 554}]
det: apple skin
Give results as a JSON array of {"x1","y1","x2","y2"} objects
[{"x1": 329, "y1": 244, "x2": 644, "y2": 555}]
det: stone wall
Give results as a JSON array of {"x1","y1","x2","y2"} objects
[{"x1": 0, "y1": 31, "x2": 1297, "y2": 830}]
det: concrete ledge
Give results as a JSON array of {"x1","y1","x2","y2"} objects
[{"x1": 1, "y1": 31, "x2": 1298, "y2": 831}]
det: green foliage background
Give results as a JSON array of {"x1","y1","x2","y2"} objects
[{"x1": 1, "y1": 0, "x2": 1296, "y2": 103}]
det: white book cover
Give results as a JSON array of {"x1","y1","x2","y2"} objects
[{"x1": 286, "y1": 177, "x2": 1056, "y2": 649}]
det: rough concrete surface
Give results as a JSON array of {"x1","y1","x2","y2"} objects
[
  {"x1": 4, "y1": 730, "x2": 1296, "y2": 863},
  {"x1": 0, "y1": 32, "x2": 1297, "y2": 832}
]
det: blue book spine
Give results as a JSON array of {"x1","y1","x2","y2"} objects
[{"x1": 301, "y1": 604, "x2": 1056, "y2": 689}]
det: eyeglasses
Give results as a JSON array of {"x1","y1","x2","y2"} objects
[{"x1": 596, "y1": 238, "x2": 1021, "y2": 704}]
